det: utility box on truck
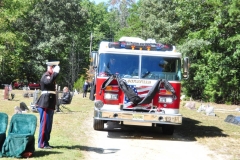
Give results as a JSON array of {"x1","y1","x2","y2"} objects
[{"x1": 90, "y1": 37, "x2": 189, "y2": 135}]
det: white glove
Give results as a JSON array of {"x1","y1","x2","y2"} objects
[{"x1": 53, "y1": 66, "x2": 60, "y2": 73}]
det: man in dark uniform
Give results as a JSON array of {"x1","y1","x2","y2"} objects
[{"x1": 36, "y1": 61, "x2": 60, "y2": 149}]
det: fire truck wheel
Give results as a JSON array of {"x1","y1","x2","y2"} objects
[
  {"x1": 93, "y1": 119, "x2": 104, "y2": 130},
  {"x1": 162, "y1": 125, "x2": 174, "y2": 135}
]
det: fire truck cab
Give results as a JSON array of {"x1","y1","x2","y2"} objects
[{"x1": 90, "y1": 37, "x2": 189, "y2": 135}]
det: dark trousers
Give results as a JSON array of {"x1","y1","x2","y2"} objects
[
  {"x1": 83, "y1": 90, "x2": 87, "y2": 97},
  {"x1": 56, "y1": 99, "x2": 62, "y2": 112},
  {"x1": 37, "y1": 107, "x2": 54, "y2": 148}
]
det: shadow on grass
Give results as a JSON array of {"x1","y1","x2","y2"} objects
[
  {"x1": 6, "y1": 99, "x2": 20, "y2": 102},
  {"x1": 33, "y1": 145, "x2": 119, "y2": 157},
  {"x1": 103, "y1": 117, "x2": 228, "y2": 141},
  {"x1": 175, "y1": 117, "x2": 228, "y2": 140},
  {"x1": 55, "y1": 110, "x2": 90, "y2": 114},
  {"x1": 33, "y1": 150, "x2": 62, "y2": 157},
  {"x1": 78, "y1": 145, "x2": 120, "y2": 154},
  {"x1": 55, "y1": 108, "x2": 73, "y2": 114}
]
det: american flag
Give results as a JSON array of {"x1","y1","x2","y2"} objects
[{"x1": 123, "y1": 85, "x2": 153, "y2": 109}]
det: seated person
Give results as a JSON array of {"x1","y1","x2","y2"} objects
[
  {"x1": 56, "y1": 87, "x2": 71, "y2": 112},
  {"x1": 60, "y1": 87, "x2": 71, "y2": 104},
  {"x1": 158, "y1": 60, "x2": 168, "y2": 72},
  {"x1": 104, "y1": 58, "x2": 119, "y2": 74}
]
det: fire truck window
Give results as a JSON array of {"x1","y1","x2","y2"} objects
[
  {"x1": 141, "y1": 56, "x2": 181, "y2": 80},
  {"x1": 98, "y1": 53, "x2": 139, "y2": 78}
]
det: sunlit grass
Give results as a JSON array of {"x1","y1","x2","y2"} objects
[
  {"x1": 0, "y1": 89, "x2": 94, "y2": 160},
  {"x1": 1, "y1": 90, "x2": 240, "y2": 159},
  {"x1": 177, "y1": 101, "x2": 240, "y2": 159}
]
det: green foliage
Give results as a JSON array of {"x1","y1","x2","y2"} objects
[
  {"x1": 114, "y1": 1, "x2": 143, "y2": 39},
  {"x1": 138, "y1": 0, "x2": 180, "y2": 43},
  {"x1": 174, "y1": 0, "x2": 240, "y2": 104},
  {"x1": 0, "y1": 0, "x2": 240, "y2": 104},
  {"x1": 73, "y1": 75, "x2": 85, "y2": 93},
  {"x1": 82, "y1": 0, "x2": 113, "y2": 48},
  {"x1": 0, "y1": 0, "x2": 38, "y2": 83}
]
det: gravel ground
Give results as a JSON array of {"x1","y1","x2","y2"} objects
[{"x1": 81, "y1": 116, "x2": 226, "y2": 160}]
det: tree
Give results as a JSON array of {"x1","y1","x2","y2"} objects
[
  {"x1": 0, "y1": 0, "x2": 38, "y2": 83},
  {"x1": 137, "y1": 0, "x2": 179, "y2": 43},
  {"x1": 15, "y1": 0, "x2": 89, "y2": 89},
  {"x1": 108, "y1": 0, "x2": 136, "y2": 41},
  {"x1": 114, "y1": 0, "x2": 142, "y2": 39},
  {"x1": 176, "y1": 0, "x2": 240, "y2": 104}
]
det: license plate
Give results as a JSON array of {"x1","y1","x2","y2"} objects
[
  {"x1": 164, "y1": 116, "x2": 181, "y2": 123},
  {"x1": 133, "y1": 114, "x2": 144, "y2": 121}
]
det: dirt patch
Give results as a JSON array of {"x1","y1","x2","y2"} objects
[{"x1": 81, "y1": 113, "x2": 228, "y2": 160}]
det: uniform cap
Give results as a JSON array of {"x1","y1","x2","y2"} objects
[{"x1": 46, "y1": 61, "x2": 60, "y2": 66}]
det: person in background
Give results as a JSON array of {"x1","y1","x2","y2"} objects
[
  {"x1": 104, "y1": 57, "x2": 119, "y2": 74},
  {"x1": 36, "y1": 61, "x2": 60, "y2": 149},
  {"x1": 56, "y1": 86, "x2": 71, "y2": 112},
  {"x1": 158, "y1": 59, "x2": 168, "y2": 72},
  {"x1": 83, "y1": 80, "x2": 89, "y2": 98},
  {"x1": 60, "y1": 87, "x2": 71, "y2": 104}
]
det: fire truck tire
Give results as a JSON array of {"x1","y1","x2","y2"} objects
[
  {"x1": 93, "y1": 119, "x2": 104, "y2": 130},
  {"x1": 162, "y1": 125, "x2": 174, "y2": 135}
]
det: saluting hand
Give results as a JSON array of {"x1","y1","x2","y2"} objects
[{"x1": 53, "y1": 66, "x2": 60, "y2": 73}]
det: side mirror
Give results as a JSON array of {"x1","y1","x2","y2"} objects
[
  {"x1": 183, "y1": 57, "x2": 189, "y2": 79},
  {"x1": 90, "y1": 51, "x2": 98, "y2": 69}
]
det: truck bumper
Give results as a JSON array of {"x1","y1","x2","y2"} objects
[{"x1": 94, "y1": 109, "x2": 182, "y2": 125}]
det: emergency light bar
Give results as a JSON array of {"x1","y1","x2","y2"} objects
[{"x1": 108, "y1": 37, "x2": 173, "y2": 51}]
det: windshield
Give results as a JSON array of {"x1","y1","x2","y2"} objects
[{"x1": 98, "y1": 53, "x2": 181, "y2": 80}]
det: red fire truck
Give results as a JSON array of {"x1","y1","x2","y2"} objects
[{"x1": 89, "y1": 37, "x2": 189, "y2": 135}]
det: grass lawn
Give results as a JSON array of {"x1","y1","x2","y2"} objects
[
  {"x1": 0, "y1": 89, "x2": 94, "y2": 160},
  {"x1": 0, "y1": 89, "x2": 240, "y2": 159},
  {"x1": 177, "y1": 101, "x2": 240, "y2": 159}
]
